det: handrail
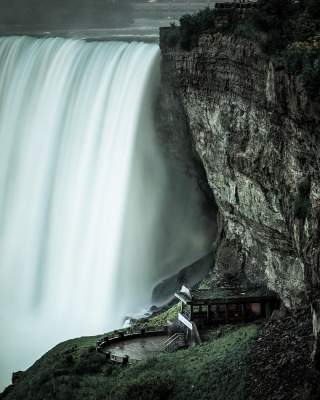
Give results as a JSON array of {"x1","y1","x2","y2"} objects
[
  {"x1": 162, "y1": 333, "x2": 182, "y2": 346},
  {"x1": 162, "y1": 333, "x2": 185, "y2": 352},
  {"x1": 96, "y1": 325, "x2": 168, "y2": 365},
  {"x1": 182, "y1": 309, "x2": 191, "y2": 320},
  {"x1": 97, "y1": 326, "x2": 168, "y2": 349}
]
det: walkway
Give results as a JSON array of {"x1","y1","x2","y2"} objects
[{"x1": 106, "y1": 335, "x2": 167, "y2": 361}]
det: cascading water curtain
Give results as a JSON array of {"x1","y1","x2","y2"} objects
[
  {"x1": 0, "y1": 36, "x2": 212, "y2": 389},
  {"x1": 0, "y1": 36, "x2": 162, "y2": 388}
]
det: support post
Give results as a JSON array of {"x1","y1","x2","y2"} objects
[
  {"x1": 241, "y1": 304, "x2": 245, "y2": 320},
  {"x1": 265, "y1": 302, "x2": 272, "y2": 318},
  {"x1": 225, "y1": 304, "x2": 229, "y2": 323}
]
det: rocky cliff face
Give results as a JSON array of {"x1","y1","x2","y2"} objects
[{"x1": 159, "y1": 31, "x2": 320, "y2": 364}]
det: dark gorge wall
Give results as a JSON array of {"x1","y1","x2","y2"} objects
[{"x1": 160, "y1": 30, "x2": 320, "y2": 365}]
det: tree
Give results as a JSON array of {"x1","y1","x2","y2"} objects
[
  {"x1": 307, "y1": 0, "x2": 320, "y2": 19},
  {"x1": 253, "y1": 0, "x2": 296, "y2": 31}
]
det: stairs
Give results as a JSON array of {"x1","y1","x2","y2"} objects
[{"x1": 161, "y1": 333, "x2": 186, "y2": 353}]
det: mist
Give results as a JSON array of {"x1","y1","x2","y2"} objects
[
  {"x1": 0, "y1": 0, "x2": 218, "y2": 392},
  {"x1": 0, "y1": 34, "x2": 216, "y2": 391}
]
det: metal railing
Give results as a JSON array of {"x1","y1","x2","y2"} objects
[
  {"x1": 96, "y1": 325, "x2": 168, "y2": 365},
  {"x1": 161, "y1": 333, "x2": 186, "y2": 353},
  {"x1": 182, "y1": 308, "x2": 191, "y2": 320},
  {"x1": 97, "y1": 326, "x2": 168, "y2": 349}
]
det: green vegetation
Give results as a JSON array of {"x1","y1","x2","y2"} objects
[
  {"x1": 286, "y1": 43, "x2": 320, "y2": 99},
  {"x1": 1, "y1": 324, "x2": 257, "y2": 400},
  {"x1": 163, "y1": 0, "x2": 320, "y2": 99},
  {"x1": 179, "y1": 7, "x2": 217, "y2": 50},
  {"x1": 133, "y1": 303, "x2": 180, "y2": 329}
]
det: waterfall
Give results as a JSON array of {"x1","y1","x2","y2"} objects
[{"x1": 0, "y1": 36, "x2": 212, "y2": 390}]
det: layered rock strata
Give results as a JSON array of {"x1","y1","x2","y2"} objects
[{"x1": 160, "y1": 31, "x2": 320, "y2": 364}]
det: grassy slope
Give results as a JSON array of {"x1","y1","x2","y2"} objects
[
  {"x1": 1, "y1": 324, "x2": 257, "y2": 400},
  {"x1": 132, "y1": 303, "x2": 181, "y2": 328}
]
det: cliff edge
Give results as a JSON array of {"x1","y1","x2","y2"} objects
[{"x1": 160, "y1": 29, "x2": 320, "y2": 367}]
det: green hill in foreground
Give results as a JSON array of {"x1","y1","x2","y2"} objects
[
  {"x1": 1, "y1": 324, "x2": 257, "y2": 400},
  {"x1": 1, "y1": 307, "x2": 318, "y2": 400}
]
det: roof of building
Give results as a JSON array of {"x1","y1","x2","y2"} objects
[{"x1": 175, "y1": 286, "x2": 277, "y2": 305}]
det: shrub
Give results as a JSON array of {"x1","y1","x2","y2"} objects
[
  {"x1": 286, "y1": 46, "x2": 320, "y2": 99},
  {"x1": 253, "y1": 0, "x2": 297, "y2": 32},
  {"x1": 179, "y1": 7, "x2": 216, "y2": 50},
  {"x1": 74, "y1": 351, "x2": 105, "y2": 375},
  {"x1": 292, "y1": 15, "x2": 318, "y2": 43},
  {"x1": 179, "y1": 13, "x2": 200, "y2": 50},
  {"x1": 251, "y1": 0, "x2": 319, "y2": 53},
  {"x1": 307, "y1": 0, "x2": 320, "y2": 19},
  {"x1": 233, "y1": 23, "x2": 261, "y2": 42},
  {"x1": 286, "y1": 48, "x2": 305, "y2": 74},
  {"x1": 175, "y1": 0, "x2": 320, "y2": 56},
  {"x1": 163, "y1": 24, "x2": 180, "y2": 49},
  {"x1": 301, "y1": 53, "x2": 320, "y2": 99},
  {"x1": 261, "y1": 29, "x2": 286, "y2": 54}
]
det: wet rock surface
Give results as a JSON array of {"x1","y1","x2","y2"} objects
[
  {"x1": 160, "y1": 31, "x2": 320, "y2": 367},
  {"x1": 151, "y1": 251, "x2": 214, "y2": 305}
]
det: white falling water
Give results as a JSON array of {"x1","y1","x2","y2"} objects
[{"x1": 0, "y1": 36, "x2": 212, "y2": 390}]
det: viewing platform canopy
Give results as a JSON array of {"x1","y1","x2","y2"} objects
[
  {"x1": 176, "y1": 286, "x2": 277, "y2": 304},
  {"x1": 175, "y1": 285, "x2": 279, "y2": 327}
]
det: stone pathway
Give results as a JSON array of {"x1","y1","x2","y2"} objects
[{"x1": 106, "y1": 335, "x2": 167, "y2": 361}]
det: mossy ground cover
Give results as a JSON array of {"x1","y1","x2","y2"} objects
[
  {"x1": 132, "y1": 303, "x2": 181, "y2": 329},
  {"x1": 1, "y1": 324, "x2": 257, "y2": 400}
]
